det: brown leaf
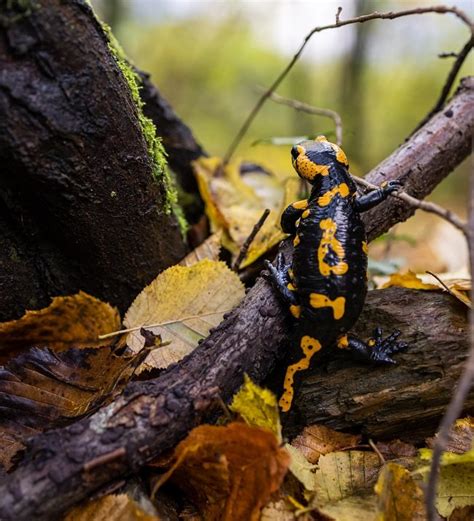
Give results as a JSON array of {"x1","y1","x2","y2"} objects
[
  {"x1": 291, "y1": 425, "x2": 360, "y2": 464},
  {"x1": 152, "y1": 422, "x2": 290, "y2": 521},
  {"x1": 376, "y1": 439, "x2": 418, "y2": 460},
  {"x1": 0, "y1": 345, "x2": 145, "y2": 470},
  {"x1": 375, "y1": 462, "x2": 426, "y2": 521},
  {"x1": 0, "y1": 292, "x2": 120, "y2": 360},
  {"x1": 427, "y1": 417, "x2": 474, "y2": 454},
  {"x1": 64, "y1": 493, "x2": 159, "y2": 521}
]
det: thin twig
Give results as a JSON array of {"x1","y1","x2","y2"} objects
[
  {"x1": 412, "y1": 35, "x2": 474, "y2": 134},
  {"x1": 425, "y1": 175, "x2": 474, "y2": 521},
  {"x1": 233, "y1": 208, "x2": 271, "y2": 271},
  {"x1": 336, "y1": 6, "x2": 343, "y2": 24},
  {"x1": 222, "y1": 5, "x2": 472, "y2": 164},
  {"x1": 438, "y1": 51, "x2": 459, "y2": 58},
  {"x1": 351, "y1": 174, "x2": 469, "y2": 240},
  {"x1": 263, "y1": 90, "x2": 343, "y2": 145},
  {"x1": 368, "y1": 439, "x2": 386, "y2": 464},
  {"x1": 98, "y1": 309, "x2": 234, "y2": 340}
]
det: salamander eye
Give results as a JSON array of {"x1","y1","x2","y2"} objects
[{"x1": 291, "y1": 145, "x2": 299, "y2": 160}]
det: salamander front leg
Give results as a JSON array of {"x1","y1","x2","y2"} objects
[
  {"x1": 354, "y1": 180, "x2": 402, "y2": 213},
  {"x1": 264, "y1": 253, "x2": 301, "y2": 318},
  {"x1": 337, "y1": 327, "x2": 408, "y2": 364}
]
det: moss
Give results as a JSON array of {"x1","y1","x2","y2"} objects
[{"x1": 100, "y1": 23, "x2": 187, "y2": 234}]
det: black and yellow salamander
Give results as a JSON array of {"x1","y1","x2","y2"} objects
[{"x1": 265, "y1": 136, "x2": 408, "y2": 412}]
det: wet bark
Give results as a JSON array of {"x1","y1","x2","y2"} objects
[{"x1": 0, "y1": 0, "x2": 186, "y2": 320}]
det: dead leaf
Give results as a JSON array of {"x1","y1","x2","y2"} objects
[
  {"x1": 229, "y1": 374, "x2": 281, "y2": 442},
  {"x1": 375, "y1": 462, "x2": 426, "y2": 521},
  {"x1": 417, "y1": 448, "x2": 474, "y2": 518},
  {"x1": 375, "y1": 439, "x2": 417, "y2": 461},
  {"x1": 309, "y1": 450, "x2": 382, "y2": 520},
  {"x1": 123, "y1": 259, "x2": 245, "y2": 372},
  {"x1": 381, "y1": 271, "x2": 439, "y2": 290},
  {"x1": 0, "y1": 345, "x2": 145, "y2": 470},
  {"x1": 0, "y1": 292, "x2": 120, "y2": 360},
  {"x1": 63, "y1": 493, "x2": 158, "y2": 521},
  {"x1": 193, "y1": 157, "x2": 299, "y2": 268},
  {"x1": 260, "y1": 499, "x2": 298, "y2": 521},
  {"x1": 152, "y1": 422, "x2": 290, "y2": 521},
  {"x1": 424, "y1": 273, "x2": 471, "y2": 308},
  {"x1": 179, "y1": 231, "x2": 223, "y2": 267},
  {"x1": 292, "y1": 425, "x2": 360, "y2": 464},
  {"x1": 285, "y1": 444, "x2": 318, "y2": 492},
  {"x1": 426, "y1": 417, "x2": 474, "y2": 454}
]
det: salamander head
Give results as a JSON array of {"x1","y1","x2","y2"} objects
[{"x1": 291, "y1": 135, "x2": 349, "y2": 183}]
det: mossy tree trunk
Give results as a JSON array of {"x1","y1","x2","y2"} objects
[{"x1": 0, "y1": 0, "x2": 187, "y2": 320}]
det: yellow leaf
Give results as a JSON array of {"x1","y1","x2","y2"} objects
[
  {"x1": 123, "y1": 260, "x2": 245, "y2": 372},
  {"x1": 375, "y1": 462, "x2": 425, "y2": 521},
  {"x1": 0, "y1": 345, "x2": 146, "y2": 470},
  {"x1": 424, "y1": 274, "x2": 471, "y2": 308},
  {"x1": 229, "y1": 374, "x2": 281, "y2": 442},
  {"x1": 285, "y1": 444, "x2": 318, "y2": 492},
  {"x1": 417, "y1": 448, "x2": 474, "y2": 517},
  {"x1": 426, "y1": 416, "x2": 474, "y2": 454},
  {"x1": 64, "y1": 493, "x2": 159, "y2": 521},
  {"x1": 179, "y1": 231, "x2": 223, "y2": 267},
  {"x1": 292, "y1": 424, "x2": 361, "y2": 464},
  {"x1": 193, "y1": 157, "x2": 299, "y2": 268},
  {"x1": 151, "y1": 422, "x2": 290, "y2": 521},
  {"x1": 382, "y1": 271, "x2": 439, "y2": 290},
  {"x1": 0, "y1": 292, "x2": 120, "y2": 360}
]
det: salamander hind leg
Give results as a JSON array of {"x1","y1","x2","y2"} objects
[{"x1": 337, "y1": 328, "x2": 408, "y2": 364}]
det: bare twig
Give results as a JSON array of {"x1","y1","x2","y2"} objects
[
  {"x1": 412, "y1": 35, "x2": 474, "y2": 134},
  {"x1": 233, "y1": 208, "x2": 271, "y2": 271},
  {"x1": 336, "y1": 6, "x2": 343, "y2": 24},
  {"x1": 223, "y1": 5, "x2": 473, "y2": 164},
  {"x1": 425, "y1": 177, "x2": 474, "y2": 521},
  {"x1": 438, "y1": 51, "x2": 459, "y2": 58},
  {"x1": 351, "y1": 174, "x2": 469, "y2": 240},
  {"x1": 264, "y1": 90, "x2": 343, "y2": 145}
]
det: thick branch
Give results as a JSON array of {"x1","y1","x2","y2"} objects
[{"x1": 0, "y1": 77, "x2": 472, "y2": 519}]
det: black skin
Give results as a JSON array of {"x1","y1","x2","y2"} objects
[{"x1": 265, "y1": 137, "x2": 408, "y2": 412}]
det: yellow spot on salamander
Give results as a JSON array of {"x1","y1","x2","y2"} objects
[
  {"x1": 317, "y1": 183, "x2": 350, "y2": 207},
  {"x1": 329, "y1": 142, "x2": 349, "y2": 166},
  {"x1": 315, "y1": 135, "x2": 328, "y2": 142},
  {"x1": 337, "y1": 334, "x2": 349, "y2": 349},
  {"x1": 287, "y1": 282, "x2": 296, "y2": 291},
  {"x1": 292, "y1": 199, "x2": 308, "y2": 210},
  {"x1": 279, "y1": 335, "x2": 322, "y2": 412},
  {"x1": 293, "y1": 235, "x2": 301, "y2": 247},
  {"x1": 309, "y1": 293, "x2": 346, "y2": 320},
  {"x1": 288, "y1": 268, "x2": 294, "y2": 280},
  {"x1": 317, "y1": 218, "x2": 348, "y2": 277},
  {"x1": 289, "y1": 305, "x2": 301, "y2": 319},
  {"x1": 301, "y1": 209, "x2": 310, "y2": 219},
  {"x1": 362, "y1": 241, "x2": 369, "y2": 255},
  {"x1": 368, "y1": 338, "x2": 376, "y2": 347}
]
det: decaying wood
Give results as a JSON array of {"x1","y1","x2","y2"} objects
[
  {"x1": 0, "y1": 0, "x2": 186, "y2": 320},
  {"x1": 0, "y1": 78, "x2": 472, "y2": 518}
]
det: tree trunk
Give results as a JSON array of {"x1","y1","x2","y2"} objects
[{"x1": 0, "y1": 0, "x2": 186, "y2": 320}]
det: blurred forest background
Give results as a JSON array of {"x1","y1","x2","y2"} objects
[{"x1": 92, "y1": 0, "x2": 472, "y2": 273}]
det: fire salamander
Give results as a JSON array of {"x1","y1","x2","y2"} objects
[{"x1": 265, "y1": 136, "x2": 408, "y2": 412}]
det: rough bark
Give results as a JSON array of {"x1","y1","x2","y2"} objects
[
  {"x1": 0, "y1": 0, "x2": 186, "y2": 320},
  {"x1": 363, "y1": 76, "x2": 474, "y2": 241}
]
